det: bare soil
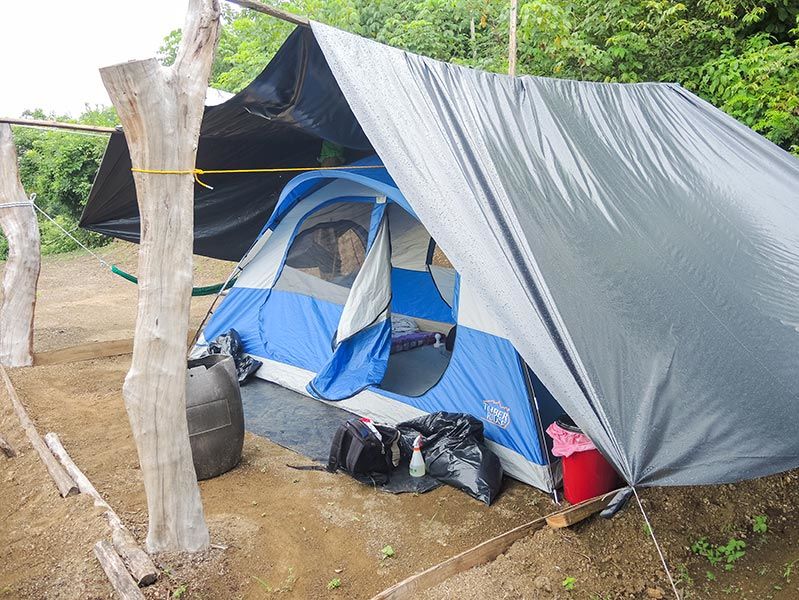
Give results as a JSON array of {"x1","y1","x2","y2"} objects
[{"x1": 1, "y1": 247, "x2": 798, "y2": 600}]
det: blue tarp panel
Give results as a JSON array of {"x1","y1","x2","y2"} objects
[
  {"x1": 391, "y1": 268, "x2": 455, "y2": 324},
  {"x1": 308, "y1": 319, "x2": 393, "y2": 400}
]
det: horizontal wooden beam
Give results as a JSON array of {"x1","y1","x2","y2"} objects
[
  {"x1": 225, "y1": 0, "x2": 309, "y2": 26},
  {"x1": 545, "y1": 487, "x2": 626, "y2": 529},
  {"x1": 33, "y1": 339, "x2": 134, "y2": 367},
  {"x1": 0, "y1": 117, "x2": 116, "y2": 135},
  {"x1": 0, "y1": 365, "x2": 79, "y2": 497},
  {"x1": 371, "y1": 515, "x2": 548, "y2": 600},
  {"x1": 94, "y1": 541, "x2": 145, "y2": 600},
  {"x1": 45, "y1": 432, "x2": 158, "y2": 586}
]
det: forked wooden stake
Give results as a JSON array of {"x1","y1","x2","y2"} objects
[{"x1": 99, "y1": 0, "x2": 221, "y2": 553}]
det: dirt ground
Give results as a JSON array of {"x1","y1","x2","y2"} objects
[{"x1": 1, "y1": 247, "x2": 799, "y2": 600}]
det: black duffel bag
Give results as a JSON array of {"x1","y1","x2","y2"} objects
[{"x1": 327, "y1": 418, "x2": 400, "y2": 484}]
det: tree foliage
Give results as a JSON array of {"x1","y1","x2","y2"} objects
[
  {"x1": 160, "y1": 0, "x2": 798, "y2": 156},
  {"x1": 1, "y1": 106, "x2": 118, "y2": 259},
  {"x1": 7, "y1": 0, "x2": 797, "y2": 262}
]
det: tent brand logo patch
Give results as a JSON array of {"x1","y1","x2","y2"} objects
[{"x1": 483, "y1": 400, "x2": 511, "y2": 429}]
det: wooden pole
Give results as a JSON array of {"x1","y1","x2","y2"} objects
[
  {"x1": 372, "y1": 515, "x2": 548, "y2": 599},
  {"x1": 470, "y1": 16, "x2": 477, "y2": 62},
  {"x1": 508, "y1": 0, "x2": 518, "y2": 76},
  {"x1": 34, "y1": 338, "x2": 135, "y2": 367},
  {"x1": 44, "y1": 433, "x2": 158, "y2": 586},
  {"x1": 0, "y1": 124, "x2": 41, "y2": 366},
  {"x1": 0, "y1": 365, "x2": 78, "y2": 497},
  {"x1": 93, "y1": 541, "x2": 146, "y2": 600},
  {"x1": 224, "y1": 0, "x2": 309, "y2": 26},
  {"x1": 0, "y1": 117, "x2": 115, "y2": 135},
  {"x1": 98, "y1": 0, "x2": 221, "y2": 553}
]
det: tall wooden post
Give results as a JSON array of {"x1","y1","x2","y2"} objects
[
  {"x1": 508, "y1": 0, "x2": 518, "y2": 76},
  {"x1": 99, "y1": 0, "x2": 221, "y2": 553},
  {"x1": 0, "y1": 124, "x2": 40, "y2": 367}
]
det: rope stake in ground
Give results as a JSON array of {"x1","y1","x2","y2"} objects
[
  {"x1": 131, "y1": 163, "x2": 385, "y2": 190},
  {"x1": 632, "y1": 487, "x2": 681, "y2": 599}
]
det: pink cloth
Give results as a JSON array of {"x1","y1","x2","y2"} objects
[{"x1": 546, "y1": 422, "x2": 596, "y2": 458}]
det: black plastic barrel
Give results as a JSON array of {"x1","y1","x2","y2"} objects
[{"x1": 186, "y1": 354, "x2": 244, "y2": 480}]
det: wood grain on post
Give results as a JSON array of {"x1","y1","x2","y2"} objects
[
  {"x1": 98, "y1": 0, "x2": 220, "y2": 553},
  {"x1": 0, "y1": 365, "x2": 78, "y2": 496},
  {"x1": 93, "y1": 540, "x2": 146, "y2": 600},
  {"x1": 0, "y1": 124, "x2": 41, "y2": 367},
  {"x1": 44, "y1": 432, "x2": 158, "y2": 586}
]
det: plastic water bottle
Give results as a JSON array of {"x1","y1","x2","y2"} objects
[{"x1": 409, "y1": 435, "x2": 425, "y2": 477}]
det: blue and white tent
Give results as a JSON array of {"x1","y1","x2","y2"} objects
[
  {"x1": 86, "y1": 23, "x2": 799, "y2": 494},
  {"x1": 195, "y1": 158, "x2": 563, "y2": 492}
]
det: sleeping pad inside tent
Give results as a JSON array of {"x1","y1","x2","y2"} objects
[{"x1": 193, "y1": 159, "x2": 564, "y2": 492}]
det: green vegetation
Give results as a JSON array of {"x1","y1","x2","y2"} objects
[
  {"x1": 252, "y1": 568, "x2": 298, "y2": 593},
  {"x1": 562, "y1": 575, "x2": 577, "y2": 591},
  {"x1": 7, "y1": 1, "x2": 797, "y2": 261},
  {"x1": 3, "y1": 106, "x2": 117, "y2": 260},
  {"x1": 783, "y1": 558, "x2": 799, "y2": 582},
  {"x1": 691, "y1": 536, "x2": 747, "y2": 571},
  {"x1": 327, "y1": 577, "x2": 342, "y2": 590},
  {"x1": 753, "y1": 514, "x2": 769, "y2": 534},
  {"x1": 161, "y1": 0, "x2": 799, "y2": 157},
  {"x1": 380, "y1": 544, "x2": 396, "y2": 559}
]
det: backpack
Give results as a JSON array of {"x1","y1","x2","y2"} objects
[{"x1": 327, "y1": 418, "x2": 400, "y2": 483}]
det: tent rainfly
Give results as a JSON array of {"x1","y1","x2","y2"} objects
[{"x1": 82, "y1": 23, "x2": 799, "y2": 490}]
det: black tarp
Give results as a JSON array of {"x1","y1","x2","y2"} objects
[{"x1": 80, "y1": 27, "x2": 371, "y2": 261}]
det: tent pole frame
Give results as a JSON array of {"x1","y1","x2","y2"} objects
[{"x1": 517, "y1": 353, "x2": 560, "y2": 504}]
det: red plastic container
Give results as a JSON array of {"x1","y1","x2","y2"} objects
[{"x1": 561, "y1": 447, "x2": 622, "y2": 504}]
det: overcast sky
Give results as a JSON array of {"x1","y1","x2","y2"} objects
[{"x1": 1, "y1": 0, "x2": 195, "y2": 118}]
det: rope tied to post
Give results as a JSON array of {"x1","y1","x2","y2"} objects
[{"x1": 131, "y1": 163, "x2": 386, "y2": 190}]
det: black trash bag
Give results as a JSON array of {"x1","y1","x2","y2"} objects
[
  {"x1": 208, "y1": 329, "x2": 262, "y2": 383},
  {"x1": 397, "y1": 412, "x2": 504, "y2": 505}
]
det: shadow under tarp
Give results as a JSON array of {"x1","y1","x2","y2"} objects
[{"x1": 240, "y1": 378, "x2": 440, "y2": 494}]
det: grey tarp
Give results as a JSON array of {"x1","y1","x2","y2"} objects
[{"x1": 310, "y1": 22, "x2": 799, "y2": 486}]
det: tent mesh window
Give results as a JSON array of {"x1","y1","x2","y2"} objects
[
  {"x1": 275, "y1": 202, "x2": 374, "y2": 303},
  {"x1": 285, "y1": 220, "x2": 367, "y2": 287}
]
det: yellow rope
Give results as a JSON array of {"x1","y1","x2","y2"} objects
[{"x1": 131, "y1": 164, "x2": 385, "y2": 190}]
